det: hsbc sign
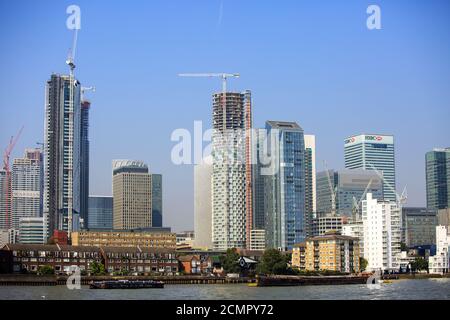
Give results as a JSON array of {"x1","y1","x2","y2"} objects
[
  {"x1": 345, "y1": 134, "x2": 393, "y2": 146},
  {"x1": 365, "y1": 135, "x2": 383, "y2": 141}
]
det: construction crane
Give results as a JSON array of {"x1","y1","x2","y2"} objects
[
  {"x1": 66, "y1": 28, "x2": 78, "y2": 76},
  {"x1": 81, "y1": 86, "x2": 96, "y2": 102},
  {"x1": 2, "y1": 126, "x2": 24, "y2": 228},
  {"x1": 178, "y1": 73, "x2": 240, "y2": 132},
  {"x1": 323, "y1": 161, "x2": 337, "y2": 216}
]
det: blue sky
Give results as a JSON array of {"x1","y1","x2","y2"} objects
[{"x1": 1, "y1": 0, "x2": 449, "y2": 231}]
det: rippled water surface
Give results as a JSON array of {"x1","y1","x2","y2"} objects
[{"x1": 1, "y1": 278, "x2": 449, "y2": 300}]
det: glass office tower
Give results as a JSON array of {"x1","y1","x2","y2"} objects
[
  {"x1": 264, "y1": 121, "x2": 305, "y2": 251},
  {"x1": 88, "y1": 196, "x2": 113, "y2": 230},
  {"x1": 426, "y1": 148, "x2": 450, "y2": 210},
  {"x1": 151, "y1": 174, "x2": 163, "y2": 228},
  {"x1": 345, "y1": 134, "x2": 396, "y2": 202}
]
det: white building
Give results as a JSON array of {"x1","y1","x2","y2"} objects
[
  {"x1": 428, "y1": 226, "x2": 450, "y2": 274},
  {"x1": 250, "y1": 229, "x2": 266, "y2": 251},
  {"x1": 0, "y1": 228, "x2": 18, "y2": 247},
  {"x1": 211, "y1": 92, "x2": 249, "y2": 250},
  {"x1": 345, "y1": 193, "x2": 401, "y2": 271},
  {"x1": 194, "y1": 156, "x2": 213, "y2": 249},
  {"x1": 342, "y1": 220, "x2": 364, "y2": 255},
  {"x1": 12, "y1": 148, "x2": 43, "y2": 229},
  {"x1": 19, "y1": 217, "x2": 45, "y2": 244}
]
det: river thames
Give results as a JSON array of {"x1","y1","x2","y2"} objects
[{"x1": 0, "y1": 278, "x2": 449, "y2": 300}]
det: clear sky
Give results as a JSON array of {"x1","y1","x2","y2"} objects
[{"x1": 1, "y1": 0, "x2": 449, "y2": 232}]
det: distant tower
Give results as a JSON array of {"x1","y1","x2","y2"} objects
[
  {"x1": 304, "y1": 134, "x2": 316, "y2": 238},
  {"x1": 151, "y1": 174, "x2": 163, "y2": 227},
  {"x1": 79, "y1": 100, "x2": 90, "y2": 229},
  {"x1": 426, "y1": 148, "x2": 450, "y2": 210},
  {"x1": 11, "y1": 149, "x2": 43, "y2": 229},
  {"x1": 194, "y1": 156, "x2": 213, "y2": 249},
  {"x1": 112, "y1": 160, "x2": 152, "y2": 230},
  {"x1": 345, "y1": 134, "x2": 396, "y2": 202}
]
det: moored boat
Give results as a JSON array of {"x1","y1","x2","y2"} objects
[{"x1": 89, "y1": 280, "x2": 164, "y2": 289}]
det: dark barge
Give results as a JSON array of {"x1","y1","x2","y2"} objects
[{"x1": 89, "y1": 279, "x2": 164, "y2": 289}]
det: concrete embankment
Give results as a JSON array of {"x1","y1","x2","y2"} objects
[{"x1": 0, "y1": 274, "x2": 252, "y2": 286}]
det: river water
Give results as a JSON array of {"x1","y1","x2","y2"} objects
[{"x1": 1, "y1": 278, "x2": 449, "y2": 300}]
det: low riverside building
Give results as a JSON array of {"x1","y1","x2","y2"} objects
[
  {"x1": 291, "y1": 243, "x2": 306, "y2": 271},
  {"x1": 428, "y1": 226, "x2": 450, "y2": 275},
  {"x1": 292, "y1": 232, "x2": 360, "y2": 273},
  {"x1": 178, "y1": 255, "x2": 213, "y2": 274},
  {"x1": 71, "y1": 228, "x2": 176, "y2": 249},
  {"x1": 0, "y1": 243, "x2": 178, "y2": 275},
  {"x1": 0, "y1": 244, "x2": 102, "y2": 274},
  {"x1": 102, "y1": 246, "x2": 178, "y2": 275}
]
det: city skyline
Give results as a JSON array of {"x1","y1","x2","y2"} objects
[{"x1": 1, "y1": 1, "x2": 450, "y2": 232}]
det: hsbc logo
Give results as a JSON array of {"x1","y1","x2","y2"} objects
[
  {"x1": 345, "y1": 137, "x2": 356, "y2": 144},
  {"x1": 365, "y1": 135, "x2": 383, "y2": 141}
]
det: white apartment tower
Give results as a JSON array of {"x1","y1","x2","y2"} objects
[
  {"x1": 361, "y1": 193, "x2": 401, "y2": 271},
  {"x1": 11, "y1": 149, "x2": 43, "y2": 229},
  {"x1": 194, "y1": 156, "x2": 213, "y2": 249},
  {"x1": 211, "y1": 91, "x2": 250, "y2": 250}
]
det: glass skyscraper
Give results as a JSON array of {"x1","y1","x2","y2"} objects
[
  {"x1": 80, "y1": 101, "x2": 90, "y2": 229},
  {"x1": 88, "y1": 196, "x2": 113, "y2": 230},
  {"x1": 151, "y1": 174, "x2": 163, "y2": 228},
  {"x1": 426, "y1": 148, "x2": 450, "y2": 210},
  {"x1": 344, "y1": 134, "x2": 396, "y2": 202},
  {"x1": 316, "y1": 169, "x2": 383, "y2": 218},
  {"x1": 43, "y1": 74, "x2": 82, "y2": 238},
  {"x1": 264, "y1": 121, "x2": 305, "y2": 251}
]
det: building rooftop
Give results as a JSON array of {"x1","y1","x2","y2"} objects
[{"x1": 266, "y1": 120, "x2": 302, "y2": 130}]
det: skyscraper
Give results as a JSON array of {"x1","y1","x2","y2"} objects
[
  {"x1": 252, "y1": 128, "x2": 268, "y2": 231},
  {"x1": 88, "y1": 196, "x2": 113, "y2": 230},
  {"x1": 79, "y1": 100, "x2": 90, "y2": 229},
  {"x1": 211, "y1": 91, "x2": 248, "y2": 250},
  {"x1": 304, "y1": 134, "x2": 316, "y2": 238},
  {"x1": 11, "y1": 148, "x2": 43, "y2": 229},
  {"x1": 43, "y1": 74, "x2": 82, "y2": 239},
  {"x1": 264, "y1": 121, "x2": 305, "y2": 251},
  {"x1": 0, "y1": 170, "x2": 8, "y2": 229},
  {"x1": 151, "y1": 174, "x2": 163, "y2": 228},
  {"x1": 316, "y1": 169, "x2": 383, "y2": 218},
  {"x1": 426, "y1": 148, "x2": 450, "y2": 210},
  {"x1": 360, "y1": 193, "x2": 401, "y2": 271},
  {"x1": 112, "y1": 160, "x2": 152, "y2": 230},
  {"x1": 194, "y1": 156, "x2": 213, "y2": 249},
  {"x1": 344, "y1": 134, "x2": 396, "y2": 202}
]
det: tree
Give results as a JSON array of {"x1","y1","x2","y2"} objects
[
  {"x1": 37, "y1": 265, "x2": 54, "y2": 275},
  {"x1": 359, "y1": 257, "x2": 368, "y2": 272},
  {"x1": 400, "y1": 242, "x2": 408, "y2": 252},
  {"x1": 90, "y1": 261, "x2": 106, "y2": 276},
  {"x1": 257, "y1": 249, "x2": 290, "y2": 275},
  {"x1": 411, "y1": 257, "x2": 428, "y2": 273},
  {"x1": 220, "y1": 248, "x2": 241, "y2": 274}
]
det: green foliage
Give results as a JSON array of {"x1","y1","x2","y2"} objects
[
  {"x1": 220, "y1": 248, "x2": 241, "y2": 274},
  {"x1": 257, "y1": 249, "x2": 291, "y2": 275},
  {"x1": 37, "y1": 265, "x2": 54, "y2": 275},
  {"x1": 400, "y1": 242, "x2": 408, "y2": 251},
  {"x1": 410, "y1": 257, "x2": 428, "y2": 272},
  {"x1": 359, "y1": 257, "x2": 368, "y2": 272},
  {"x1": 90, "y1": 261, "x2": 106, "y2": 276},
  {"x1": 113, "y1": 268, "x2": 130, "y2": 276}
]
